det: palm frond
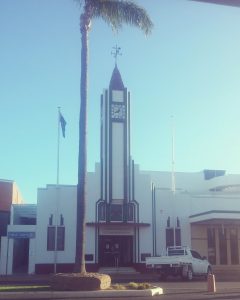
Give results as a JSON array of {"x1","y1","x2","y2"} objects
[{"x1": 86, "y1": 0, "x2": 153, "y2": 35}]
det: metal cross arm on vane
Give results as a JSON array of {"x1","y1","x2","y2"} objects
[{"x1": 111, "y1": 45, "x2": 122, "y2": 65}]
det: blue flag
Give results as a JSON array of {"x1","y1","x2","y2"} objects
[{"x1": 59, "y1": 112, "x2": 66, "y2": 138}]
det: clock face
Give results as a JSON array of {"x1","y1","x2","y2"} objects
[{"x1": 111, "y1": 104, "x2": 126, "y2": 120}]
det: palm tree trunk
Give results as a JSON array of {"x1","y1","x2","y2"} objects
[{"x1": 74, "y1": 12, "x2": 89, "y2": 274}]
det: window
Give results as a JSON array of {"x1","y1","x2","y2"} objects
[
  {"x1": 176, "y1": 217, "x2": 180, "y2": 228},
  {"x1": 127, "y1": 204, "x2": 134, "y2": 221},
  {"x1": 175, "y1": 228, "x2": 181, "y2": 246},
  {"x1": 60, "y1": 214, "x2": 64, "y2": 226},
  {"x1": 49, "y1": 214, "x2": 53, "y2": 226},
  {"x1": 230, "y1": 228, "x2": 239, "y2": 265},
  {"x1": 47, "y1": 226, "x2": 65, "y2": 251},
  {"x1": 167, "y1": 217, "x2": 170, "y2": 228},
  {"x1": 166, "y1": 228, "x2": 174, "y2": 247},
  {"x1": 166, "y1": 228, "x2": 181, "y2": 247},
  {"x1": 20, "y1": 217, "x2": 36, "y2": 225},
  {"x1": 191, "y1": 250, "x2": 202, "y2": 260},
  {"x1": 47, "y1": 226, "x2": 55, "y2": 251},
  {"x1": 207, "y1": 228, "x2": 216, "y2": 265},
  {"x1": 98, "y1": 202, "x2": 106, "y2": 221},
  {"x1": 110, "y1": 204, "x2": 123, "y2": 221},
  {"x1": 219, "y1": 228, "x2": 227, "y2": 264},
  {"x1": 166, "y1": 216, "x2": 181, "y2": 248},
  {"x1": 57, "y1": 227, "x2": 65, "y2": 251},
  {"x1": 168, "y1": 248, "x2": 185, "y2": 256}
]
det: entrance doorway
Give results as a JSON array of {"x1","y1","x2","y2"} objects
[
  {"x1": 99, "y1": 235, "x2": 133, "y2": 267},
  {"x1": 12, "y1": 238, "x2": 29, "y2": 274}
]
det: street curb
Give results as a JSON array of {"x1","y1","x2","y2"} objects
[{"x1": 0, "y1": 286, "x2": 163, "y2": 299}]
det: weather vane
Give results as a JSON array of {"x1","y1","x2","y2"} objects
[{"x1": 111, "y1": 45, "x2": 122, "y2": 65}]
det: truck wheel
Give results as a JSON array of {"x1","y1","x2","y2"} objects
[{"x1": 186, "y1": 266, "x2": 193, "y2": 281}]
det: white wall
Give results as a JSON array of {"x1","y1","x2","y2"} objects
[
  {"x1": 134, "y1": 166, "x2": 153, "y2": 258},
  {"x1": 3, "y1": 164, "x2": 240, "y2": 272},
  {"x1": 35, "y1": 166, "x2": 100, "y2": 266},
  {"x1": 85, "y1": 165, "x2": 100, "y2": 263},
  {"x1": 36, "y1": 185, "x2": 77, "y2": 264},
  {"x1": 189, "y1": 194, "x2": 240, "y2": 216},
  {"x1": 86, "y1": 165, "x2": 101, "y2": 222},
  {"x1": 112, "y1": 123, "x2": 124, "y2": 200},
  {"x1": 137, "y1": 167, "x2": 240, "y2": 258}
]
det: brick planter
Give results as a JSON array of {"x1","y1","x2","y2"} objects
[{"x1": 51, "y1": 272, "x2": 111, "y2": 291}]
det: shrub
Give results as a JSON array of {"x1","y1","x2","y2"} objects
[{"x1": 127, "y1": 282, "x2": 153, "y2": 290}]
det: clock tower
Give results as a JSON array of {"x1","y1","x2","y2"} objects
[
  {"x1": 100, "y1": 64, "x2": 131, "y2": 220},
  {"x1": 96, "y1": 63, "x2": 138, "y2": 267}
]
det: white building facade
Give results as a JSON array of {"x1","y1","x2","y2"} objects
[{"x1": 1, "y1": 66, "x2": 240, "y2": 274}]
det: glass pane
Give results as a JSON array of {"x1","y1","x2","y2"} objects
[
  {"x1": 127, "y1": 204, "x2": 134, "y2": 221},
  {"x1": 110, "y1": 204, "x2": 123, "y2": 221},
  {"x1": 47, "y1": 227, "x2": 55, "y2": 251},
  {"x1": 175, "y1": 228, "x2": 181, "y2": 246},
  {"x1": 166, "y1": 228, "x2": 174, "y2": 248},
  {"x1": 219, "y1": 228, "x2": 227, "y2": 265},
  {"x1": 98, "y1": 203, "x2": 106, "y2": 221},
  {"x1": 230, "y1": 228, "x2": 239, "y2": 265},
  {"x1": 191, "y1": 250, "x2": 202, "y2": 259},
  {"x1": 57, "y1": 226, "x2": 65, "y2": 251},
  {"x1": 207, "y1": 228, "x2": 216, "y2": 265}
]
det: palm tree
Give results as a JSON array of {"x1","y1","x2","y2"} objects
[{"x1": 75, "y1": 0, "x2": 153, "y2": 274}]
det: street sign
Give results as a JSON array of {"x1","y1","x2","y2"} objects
[{"x1": 8, "y1": 232, "x2": 35, "y2": 239}]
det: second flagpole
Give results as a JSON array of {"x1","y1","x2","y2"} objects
[
  {"x1": 54, "y1": 107, "x2": 61, "y2": 273},
  {"x1": 57, "y1": 107, "x2": 61, "y2": 185}
]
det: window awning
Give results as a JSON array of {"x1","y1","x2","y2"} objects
[
  {"x1": 86, "y1": 222, "x2": 150, "y2": 227},
  {"x1": 189, "y1": 210, "x2": 240, "y2": 225}
]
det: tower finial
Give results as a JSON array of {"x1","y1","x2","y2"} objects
[{"x1": 111, "y1": 45, "x2": 122, "y2": 66}]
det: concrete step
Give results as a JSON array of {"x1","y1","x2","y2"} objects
[{"x1": 212, "y1": 265, "x2": 240, "y2": 281}]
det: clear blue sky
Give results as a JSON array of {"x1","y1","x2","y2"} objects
[{"x1": 1, "y1": 0, "x2": 240, "y2": 203}]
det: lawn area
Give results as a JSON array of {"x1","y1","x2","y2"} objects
[
  {"x1": 0, "y1": 285, "x2": 50, "y2": 292},
  {"x1": 0, "y1": 282, "x2": 153, "y2": 292}
]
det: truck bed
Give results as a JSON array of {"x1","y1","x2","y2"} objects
[{"x1": 146, "y1": 255, "x2": 190, "y2": 267}]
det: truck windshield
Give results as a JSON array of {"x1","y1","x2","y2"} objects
[{"x1": 168, "y1": 249, "x2": 185, "y2": 256}]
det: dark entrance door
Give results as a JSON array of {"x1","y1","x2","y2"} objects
[
  {"x1": 99, "y1": 235, "x2": 133, "y2": 267},
  {"x1": 12, "y1": 238, "x2": 29, "y2": 274}
]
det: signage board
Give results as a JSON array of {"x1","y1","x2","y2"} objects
[
  {"x1": 99, "y1": 225, "x2": 134, "y2": 236},
  {"x1": 8, "y1": 232, "x2": 35, "y2": 239}
]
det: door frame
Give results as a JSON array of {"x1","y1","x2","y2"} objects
[{"x1": 98, "y1": 235, "x2": 133, "y2": 267}]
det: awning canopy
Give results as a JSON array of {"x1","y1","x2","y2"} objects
[
  {"x1": 86, "y1": 222, "x2": 150, "y2": 227},
  {"x1": 189, "y1": 210, "x2": 240, "y2": 225}
]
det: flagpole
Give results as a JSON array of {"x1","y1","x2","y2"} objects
[
  {"x1": 171, "y1": 115, "x2": 176, "y2": 247},
  {"x1": 171, "y1": 115, "x2": 176, "y2": 194},
  {"x1": 57, "y1": 107, "x2": 61, "y2": 185},
  {"x1": 54, "y1": 107, "x2": 61, "y2": 274}
]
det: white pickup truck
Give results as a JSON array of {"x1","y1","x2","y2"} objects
[{"x1": 145, "y1": 246, "x2": 212, "y2": 281}]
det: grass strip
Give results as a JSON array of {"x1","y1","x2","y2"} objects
[
  {"x1": 0, "y1": 285, "x2": 50, "y2": 292},
  {"x1": 0, "y1": 282, "x2": 154, "y2": 292}
]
